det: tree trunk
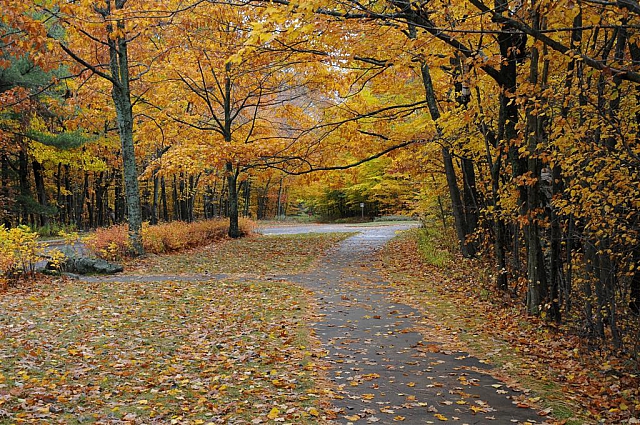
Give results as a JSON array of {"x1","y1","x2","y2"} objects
[
  {"x1": 549, "y1": 165, "x2": 564, "y2": 320},
  {"x1": 461, "y1": 157, "x2": 478, "y2": 256},
  {"x1": 55, "y1": 162, "x2": 62, "y2": 225},
  {"x1": 161, "y1": 176, "x2": 168, "y2": 222},
  {"x1": 172, "y1": 175, "x2": 179, "y2": 220},
  {"x1": 151, "y1": 174, "x2": 159, "y2": 225},
  {"x1": 227, "y1": 162, "x2": 240, "y2": 238},
  {"x1": 524, "y1": 12, "x2": 549, "y2": 315},
  {"x1": 243, "y1": 178, "x2": 251, "y2": 217},
  {"x1": 108, "y1": 6, "x2": 143, "y2": 255},
  {"x1": 178, "y1": 173, "x2": 188, "y2": 221},
  {"x1": 114, "y1": 169, "x2": 125, "y2": 223},
  {"x1": 585, "y1": 241, "x2": 605, "y2": 338},
  {"x1": 64, "y1": 165, "x2": 73, "y2": 226},
  {"x1": 220, "y1": 60, "x2": 242, "y2": 237},
  {"x1": 276, "y1": 177, "x2": 284, "y2": 219},
  {"x1": 18, "y1": 148, "x2": 30, "y2": 224},
  {"x1": 32, "y1": 160, "x2": 49, "y2": 228},
  {"x1": 74, "y1": 172, "x2": 86, "y2": 229},
  {"x1": 1, "y1": 154, "x2": 11, "y2": 227},
  {"x1": 420, "y1": 62, "x2": 472, "y2": 257},
  {"x1": 95, "y1": 171, "x2": 105, "y2": 227},
  {"x1": 219, "y1": 176, "x2": 227, "y2": 218},
  {"x1": 88, "y1": 180, "x2": 95, "y2": 228}
]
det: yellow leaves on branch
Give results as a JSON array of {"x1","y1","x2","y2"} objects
[{"x1": 0, "y1": 225, "x2": 49, "y2": 279}]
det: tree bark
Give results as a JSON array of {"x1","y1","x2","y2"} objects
[
  {"x1": 18, "y1": 148, "x2": 30, "y2": 224},
  {"x1": 172, "y1": 175, "x2": 179, "y2": 220},
  {"x1": 161, "y1": 176, "x2": 168, "y2": 222},
  {"x1": 1, "y1": 155, "x2": 11, "y2": 227},
  {"x1": 151, "y1": 174, "x2": 159, "y2": 225},
  {"x1": 524, "y1": 5, "x2": 548, "y2": 315},
  {"x1": 108, "y1": 2, "x2": 143, "y2": 255},
  {"x1": 227, "y1": 162, "x2": 240, "y2": 238},
  {"x1": 420, "y1": 62, "x2": 473, "y2": 257},
  {"x1": 243, "y1": 178, "x2": 251, "y2": 218},
  {"x1": 64, "y1": 165, "x2": 73, "y2": 225},
  {"x1": 32, "y1": 160, "x2": 49, "y2": 228},
  {"x1": 461, "y1": 157, "x2": 478, "y2": 256}
]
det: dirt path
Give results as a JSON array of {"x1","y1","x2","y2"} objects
[{"x1": 282, "y1": 225, "x2": 545, "y2": 424}]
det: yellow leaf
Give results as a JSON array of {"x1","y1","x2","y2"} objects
[
  {"x1": 308, "y1": 407, "x2": 320, "y2": 417},
  {"x1": 435, "y1": 413, "x2": 448, "y2": 421},
  {"x1": 344, "y1": 414, "x2": 360, "y2": 421},
  {"x1": 267, "y1": 407, "x2": 280, "y2": 420},
  {"x1": 394, "y1": 416, "x2": 406, "y2": 421}
]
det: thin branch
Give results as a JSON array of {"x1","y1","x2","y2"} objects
[
  {"x1": 58, "y1": 42, "x2": 119, "y2": 87},
  {"x1": 469, "y1": 0, "x2": 640, "y2": 84},
  {"x1": 260, "y1": 139, "x2": 421, "y2": 175}
]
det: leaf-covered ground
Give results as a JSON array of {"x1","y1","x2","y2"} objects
[
  {"x1": 380, "y1": 229, "x2": 640, "y2": 425},
  {"x1": 126, "y1": 233, "x2": 355, "y2": 276},
  {"x1": 0, "y1": 232, "x2": 360, "y2": 424},
  {"x1": 6, "y1": 227, "x2": 636, "y2": 424},
  {"x1": 0, "y1": 278, "x2": 328, "y2": 424}
]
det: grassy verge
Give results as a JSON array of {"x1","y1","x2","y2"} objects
[
  {"x1": 128, "y1": 232, "x2": 355, "y2": 276},
  {"x1": 0, "y1": 277, "x2": 328, "y2": 424},
  {"x1": 380, "y1": 228, "x2": 595, "y2": 425}
]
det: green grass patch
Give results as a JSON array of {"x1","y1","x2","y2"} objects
[
  {"x1": 415, "y1": 226, "x2": 455, "y2": 267},
  {"x1": 0, "y1": 278, "x2": 325, "y2": 423}
]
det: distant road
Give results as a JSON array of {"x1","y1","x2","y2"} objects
[{"x1": 257, "y1": 221, "x2": 421, "y2": 236}]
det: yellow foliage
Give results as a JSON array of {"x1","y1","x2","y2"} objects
[{"x1": 0, "y1": 225, "x2": 46, "y2": 279}]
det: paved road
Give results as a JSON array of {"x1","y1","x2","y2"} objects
[
  {"x1": 277, "y1": 224, "x2": 545, "y2": 424},
  {"x1": 257, "y1": 221, "x2": 422, "y2": 236}
]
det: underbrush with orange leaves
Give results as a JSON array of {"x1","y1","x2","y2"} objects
[
  {"x1": 84, "y1": 218, "x2": 255, "y2": 260},
  {"x1": 380, "y1": 228, "x2": 639, "y2": 425}
]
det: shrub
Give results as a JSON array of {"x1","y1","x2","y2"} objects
[
  {"x1": 416, "y1": 226, "x2": 455, "y2": 267},
  {"x1": 85, "y1": 218, "x2": 255, "y2": 260},
  {"x1": 83, "y1": 224, "x2": 131, "y2": 261},
  {"x1": 0, "y1": 225, "x2": 47, "y2": 281},
  {"x1": 36, "y1": 222, "x2": 77, "y2": 238}
]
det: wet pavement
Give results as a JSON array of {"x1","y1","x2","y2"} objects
[{"x1": 279, "y1": 224, "x2": 545, "y2": 424}]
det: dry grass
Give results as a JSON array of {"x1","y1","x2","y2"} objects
[{"x1": 84, "y1": 218, "x2": 255, "y2": 260}]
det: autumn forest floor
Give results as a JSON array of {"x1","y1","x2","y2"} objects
[{"x1": 1, "y1": 223, "x2": 637, "y2": 424}]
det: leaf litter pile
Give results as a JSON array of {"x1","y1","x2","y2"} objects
[{"x1": 0, "y1": 232, "x2": 359, "y2": 424}]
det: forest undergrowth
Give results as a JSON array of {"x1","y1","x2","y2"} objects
[{"x1": 380, "y1": 228, "x2": 640, "y2": 425}]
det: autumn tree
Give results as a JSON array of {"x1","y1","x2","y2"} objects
[
  {"x1": 6, "y1": 0, "x2": 196, "y2": 254},
  {"x1": 149, "y1": 2, "x2": 390, "y2": 236},
  {"x1": 245, "y1": 0, "x2": 640, "y2": 345}
]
